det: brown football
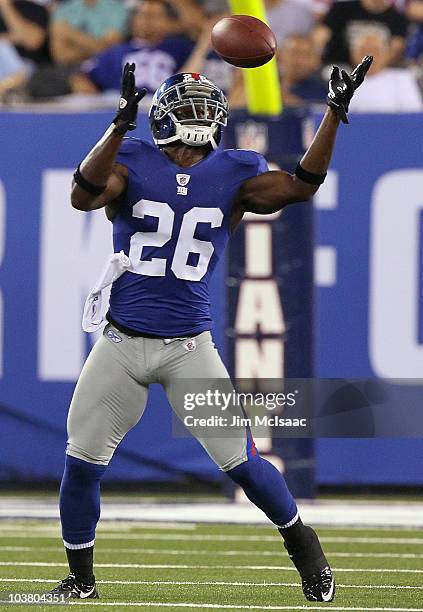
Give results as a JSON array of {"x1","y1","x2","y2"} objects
[{"x1": 211, "y1": 14, "x2": 277, "y2": 68}]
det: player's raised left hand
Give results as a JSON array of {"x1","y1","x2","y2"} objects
[
  {"x1": 327, "y1": 55, "x2": 373, "y2": 124},
  {"x1": 113, "y1": 63, "x2": 147, "y2": 135}
]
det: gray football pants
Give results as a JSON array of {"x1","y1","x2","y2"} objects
[{"x1": 66, "y1": 324, "x2": 249, "y2": 472}]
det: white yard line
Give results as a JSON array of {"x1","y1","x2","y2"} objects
[
  {"x1": 2, "y1": 500, "x2": 423, "y2": 528},
  {"x1": 0, "y1": 523, "x2": 196, "y2": 532},
  {"x1": 0, "y1": 577, "x2": 422, "y2": 590},
  {"x1": 61, "y1": 603, "x2": 423, "y2": 611},
  {"x1": 1, "y1": 532, "x2": 423, "y2": 545},
  {"x1": 1, "y1": 546, "x2": 423, "y2": 560},
  {"x1": 0, "y1": 561, "x2": 422, "y2": 573}
]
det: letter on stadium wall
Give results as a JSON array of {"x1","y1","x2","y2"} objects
[
  {"x1": 38, "y1": 170, "x2": 111, "y2": 381},
  {"x1": 370, "y1": 170, "x2": 423, "y2": 377},
  {"x1": 235, "y1": 279, "x2": 285, "y2": 334},
  {"x1": 235, "y1": 338, "x2": 284, "y2": 378},
  {"x1": 244, "y1": 224, "x2": 272, "y2": 277}
]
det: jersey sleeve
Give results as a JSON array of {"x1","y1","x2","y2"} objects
[
  {"x1": 227, "y1": 149, "x2": 269, "y2": 178},
  {"x1": 256, "y1": 152, "x2": 269, "y2": 175},
  {"x1": 115, "y1": 138, "x2": 143, "y2": 169}
]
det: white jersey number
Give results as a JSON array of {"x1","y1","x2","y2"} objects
[
  {"x1": 129, "y1": 199, "x2": 174, "y2": 277},
  {"x1": 129, "y1": 199, "x2": 224, "y2": 282}
]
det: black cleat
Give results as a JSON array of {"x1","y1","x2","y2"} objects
[
  {"x1": 284, "y1": 525, "x2": 335, "y2": 602},
  {"x1": 49, "y1": 573, "x2": 99, "y2": 599},
  {"x1": 302, "y1": 566, "x2": 335, "y2": 602}
]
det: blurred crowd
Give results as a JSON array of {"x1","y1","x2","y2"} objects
[{"x1": 1, "y1": 0, "x2": 423, "y2": 112}]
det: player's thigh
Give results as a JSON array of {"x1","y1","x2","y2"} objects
[
  {"x1": 67, "y1": 326, "x2": 148, "y2": 465},
  {"x1": 163, "y1": 332, "x2": 248, "y2": 471}
]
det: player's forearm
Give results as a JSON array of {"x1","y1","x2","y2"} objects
[
  {"x1": 299, "y1": 107, "x2": 339, "y2": 178},
  {"x1": 236, "y1": 109, "x2": 340, "y2": 215},
  {"x1": 71, "y1": 125, "x2": 123, "y2": 210},
  {"x1": 288, "y1": 108, "x2": 340, "y2": 201},
  {"x1": 80, "y1": 125, "x2": 124, "y2": 181}
]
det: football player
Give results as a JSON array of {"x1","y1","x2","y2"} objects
[{"x1": 50, "y1": 58, "x2": 372, "y2": 602}]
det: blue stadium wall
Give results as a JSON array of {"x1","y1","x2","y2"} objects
[{"x1": 0, "y1": 110, "x2": 422, "y2": 486}]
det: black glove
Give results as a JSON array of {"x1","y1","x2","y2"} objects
[
  {"x1": 112, "y1": 62, "x2": 147, "y2": 135},
  {"x1": 327, "y1": 55, "x2": 373, "y2": 124}
]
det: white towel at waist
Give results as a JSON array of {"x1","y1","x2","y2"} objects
[{"x1": 82, "y1": 251, "x2": 132, "y2": 332}]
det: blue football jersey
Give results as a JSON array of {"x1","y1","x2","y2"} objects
[{"x1": 109, "y1": 138, "x2": 268, "y2": 336}]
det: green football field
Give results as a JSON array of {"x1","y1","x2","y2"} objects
[{"x1": 0, "y1": 520, "x2": 422, "y2": 611}]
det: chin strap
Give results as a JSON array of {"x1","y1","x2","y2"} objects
[
  {"x1": 174, "y1": 121, "x2": 219, "y2": 150},
  {"x1": 153, "y1": 123, "x2": 219, "y2": 150}
]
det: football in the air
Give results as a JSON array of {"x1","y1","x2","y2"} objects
[{"x1": 211, "y1": 14, "x2": 277, "y2": 68}]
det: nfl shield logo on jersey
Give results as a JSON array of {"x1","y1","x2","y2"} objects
[{"x1": 176, "y1": 173, "x2": 191, "y2": 196}]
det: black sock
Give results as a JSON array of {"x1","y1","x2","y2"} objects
[
  {"x1": 65, "y1": 546, "x2": 95, "y2": 584},
  {"x1": 278, "y1": 518, "x2": 328, "y2": 577},
  {"x1": 278, "y1": 516, "x2": 304, "y2": 546}
]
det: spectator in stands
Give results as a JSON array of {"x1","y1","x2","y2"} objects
[
  {"x1": 278, "y1": 34, "x2": 327, "y2": 105},
  {"x1": 181, "y1": 15, "x2": 234, "y2": 94},
  {"x1": 265, "y1": 0, "x2": 316, "y2": 42},
  {"x1": 198, "y1": 0, "x2": 228, "y2": 13},
  {"x1": 0, "y1": 0, "x2": 50, "y2": 65},
  {"x1": 348, "y1": 29, "x2": 423, "y2": 111},
  {"x1": 71, "y1": 0, "x2": 194, "y2": 95},
  {"x1": 50, "y1": 0, "x2": 129, "y2": 66},
  {"x1": 229, "y1": 33, "x2": 326, "y2": 109},
  {"x1": 406, "y1": 1, "x2": 423, "y2": 62},
  {"x1": 312, "y1": 0, "x2": 332, "y2": 19},
  {"x1": 0, "y1": 39, "x2": 29, "y2": 99},
  {"x1": 166, "y1": 0, "x2": 207, "y2": 37},
  {"x1": 314, "y1": 0, "x2": 410, "y2": 18},
  {"x1": 313, "y1": 0, "x2": 408, "y2": 65}
]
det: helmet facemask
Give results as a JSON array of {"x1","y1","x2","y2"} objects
[{"x1": 151, "y1": 75, "x2": 228, "y2": 150}]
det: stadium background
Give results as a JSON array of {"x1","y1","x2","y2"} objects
[{"x1": 1, "y1": 107, "x2": 422, "y2": 491}]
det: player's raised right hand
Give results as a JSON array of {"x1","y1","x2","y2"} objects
[
  {"x1": 112, "y1": 63, "x2": 147, "y2": 135},
  {"x1": 327, "y1": 55, "x2": 373, "y2": 124}
]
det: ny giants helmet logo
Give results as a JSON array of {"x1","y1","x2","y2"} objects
[{"x1": 182, "y1": 73, "x2": 213, "y2": 86}]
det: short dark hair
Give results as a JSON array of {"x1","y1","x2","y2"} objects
[{"x1": 139, "y1": 0, "x2": 178, "y2": 19}]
